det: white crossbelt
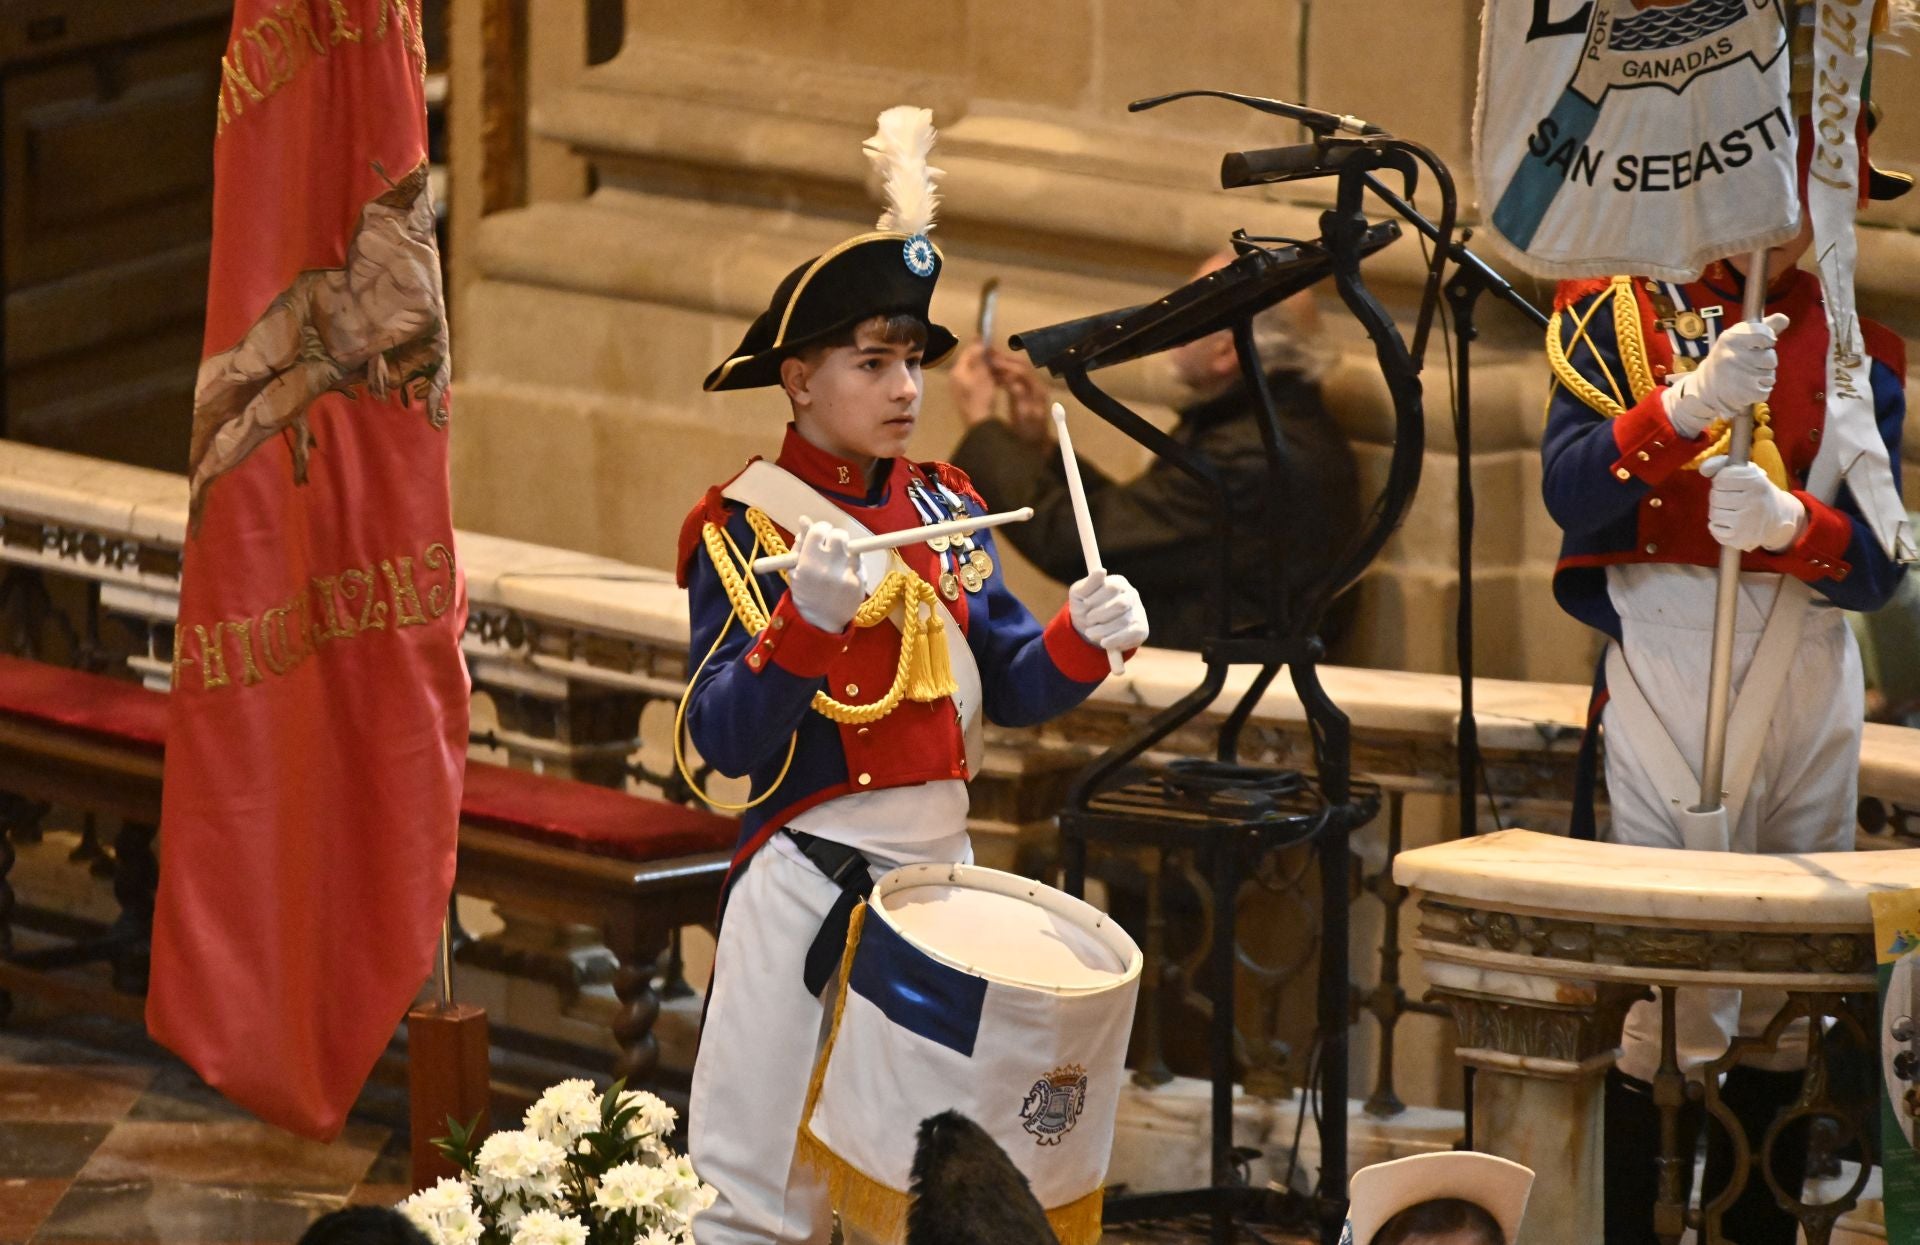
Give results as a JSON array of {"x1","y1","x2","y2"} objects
[
  {"x1": 722, "y1": 460, "x2": 985, "y2": 776},
  {"x1": 1602, "y1": 575, "x2": 1811, "y2": 847}
]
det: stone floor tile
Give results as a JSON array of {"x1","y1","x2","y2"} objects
[
  {"x1": 0, "y1": 1066, "x2": 151, "y2": 1123},
  {"x1": 344, "y1": 1183, "x2": 411, "y2": 1208},
  {"x1": 77, "y1": 1122, "x2": 386, "y2": 1192},
  {"x1": 0, "y1": 1123, "x2": 110, "y2": 1179},
  {"x1": 35, "y1": 1182, "x2": 341, "y2": 1243},
  {"x1": 0, "y1": 1176, "x2": 68, "y2": 1243},
  {"x1": 358, "y1": 1134, "x2": 412, "y2": 1186},
  {"x1": 122, "y1": 1069, "x2": 253, "y2": 1126}
]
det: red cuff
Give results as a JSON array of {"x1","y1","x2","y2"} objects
[
  {"x1": 743, "y1": 592, "x2": 851, "y2": 678},
  {"x1": 1043, "y1": 607, "x2": 1115, "y2": 683},
  {"x1": 1771, "y1": 492, "x2": 1853, "y2": 582},
  {"x1": 1609, "y1": 392, "x2": 1706, "y2": 486}
]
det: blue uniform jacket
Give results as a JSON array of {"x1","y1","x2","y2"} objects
[
  {"x1": 677, "y1": 426, "x2": 1114, "y2": 868},
  {"x1": 1542, "y1": 266, "x2": 1908, "y2": 642}
]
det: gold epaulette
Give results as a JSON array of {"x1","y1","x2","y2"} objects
[{"x1": 1546, "y1": 277, "x2": 1657, "y2": 420}]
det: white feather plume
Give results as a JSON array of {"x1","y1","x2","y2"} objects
[{"x1": 864, "y1": 106, "x2": 942, "y2": 236}]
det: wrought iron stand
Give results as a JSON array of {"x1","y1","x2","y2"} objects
[{"x1": 1013, "y1": 102, "x2": 1448, "y2": 1244}]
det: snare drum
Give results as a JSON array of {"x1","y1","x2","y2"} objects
[{"x1": 798, "y1": 862, "x2": 1141, "y2": 1245}]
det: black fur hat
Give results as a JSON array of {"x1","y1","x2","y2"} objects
[{"x1": 905, "y1": 1111, "x2": 1059, "y2": 1245}]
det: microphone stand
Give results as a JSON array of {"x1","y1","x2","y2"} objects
[{"x1": 1204, "y1": 105, "x2": 1549, "y2": 847}]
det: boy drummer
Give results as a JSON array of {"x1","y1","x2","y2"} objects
[{"x1": 675, "y1": 107, "x2": 1148, "y2": 1245}]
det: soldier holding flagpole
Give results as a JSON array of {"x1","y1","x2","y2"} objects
[{"x1": 1481, "y1": 0, "x2": 1915, "y2": 1240}]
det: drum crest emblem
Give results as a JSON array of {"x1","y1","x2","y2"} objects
[{"x1": 1019, "y1": 1064, "x2": 1088, "y2": 1145}]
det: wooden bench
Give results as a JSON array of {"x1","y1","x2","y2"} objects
[{"x1": 0, "y1": 653, "x2": 734, "y2": 1083}]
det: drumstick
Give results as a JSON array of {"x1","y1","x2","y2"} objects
[
  {"x1": 748, "y1": 507, "x2": 1035, "y2": 575},
  {"x1": 1051, "y1": 403, "x2": 1126, "y2": 676}
]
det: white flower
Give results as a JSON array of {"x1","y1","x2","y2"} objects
[
  {"x1": 638, "y1": 1231, "x2": 681, "y2": 1245},
  {"x1": 594, "y1": 1160, "x2": 670, "y2": 1215},
  {"x1": 397, "y1": 1177, "x2": 483, "y2": 1245},
  {"x1": 475, "y1": 1129, "x2": 567, "y2": 1202},
  {"x1": 397, "y1": 1200, "x2": 450, "y2": 1245},
  {"x1": 616, "y1": 1090, "x2": 678, "y2": 1146},
  {"x1": 525, "y1": 1078, "x2": 602, "y2": 1148},
  {"x1": 509, "y1": 1209, "x2": 588, "y2": 1245},
  {"x1": 437, "y1": 1203, "x2": 484, "y2": 1245}
]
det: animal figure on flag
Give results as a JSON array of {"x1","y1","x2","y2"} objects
[{"x1": 189, "y1": 159, "x2": 449, "y2": 521}]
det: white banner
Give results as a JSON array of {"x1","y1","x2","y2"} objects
[
  {"x1": 1476, "y1": 0, "x2": 1802, "y2": 280},
  {"x1": 1806, "y1": 0, "x2": 1916, "y2": 561}
]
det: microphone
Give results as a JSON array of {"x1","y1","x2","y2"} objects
[
  {"x1": 1128, "y1": 89, "x2": 1387, "y2": 138},
  {"x1": 1220, "y1": 144, "x2": 1345, "y2": 189}
]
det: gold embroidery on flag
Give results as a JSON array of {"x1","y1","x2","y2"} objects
[
  {"x1": 216, "y1": 1, "x2": 426, "y2": 136},
  {"x1": 422, "y1": 544, "x2": 455, "y2": 619},
  {"x1": 325, "y1": 0, "x2": 363, "y2": 43},
  {"x1": 172, "y1": 540, "x2": 458, "y2": 692},
  {"x1": 340, "y1": 568, "x2": 389, "y2": 632},
  {"x1": 381, "y1": 557, "x2": 431, "y2": 628},
  {"x1": 225, "y1": 619, "x2": 267, "y2": 687}
]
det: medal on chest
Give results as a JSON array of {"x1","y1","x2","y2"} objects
[{"x1": 910, "y1": 479, "x2": 994, "y2": 598}]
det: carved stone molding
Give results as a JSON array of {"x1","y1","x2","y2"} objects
[
  {"x1": 1418, "y1": 899, "x2": 1875, "y2": 982},
  {"x1": 1428, "y1": 980, "x2": 1645, "y2": 1078}
]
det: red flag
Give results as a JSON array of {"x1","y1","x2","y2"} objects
[{"x1": 147, "y1": 0, "x2": 469, "y2": 1140}]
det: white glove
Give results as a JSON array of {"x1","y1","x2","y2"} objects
[
  {"x1": 1661, "y1": 312, "x2": 1789, "y2": 439},
  {"x1": 1700, "y1": 456, "x2": 1807, "y2": 552},
  {"x1": 787, "y1": 521, "x2": 862, "y2": 632},
  {"x1": 1068, "y1": 570, "x2": 1149, "y2": 652}
]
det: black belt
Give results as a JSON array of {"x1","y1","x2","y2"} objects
[{"x1": 787, "y1": 830, "x2": 874, "y2": 996}]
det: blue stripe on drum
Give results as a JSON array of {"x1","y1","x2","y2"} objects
[{"x1": 848, "y1": 911, "x2": 988, "y2": 1058}]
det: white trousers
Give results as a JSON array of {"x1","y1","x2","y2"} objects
[
  {"x1": 1602, "y1": 566, "x2": 1861, "y2": 1082},
  {"x1": 689, "y1": 823, "x2": 972, "y2": 1245}
]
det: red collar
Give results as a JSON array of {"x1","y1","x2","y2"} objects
[
  {"x1": 775, "y1": 424, "x2": 906, "y2": 503},
  {"x1": 1694, "y1": 262, "x2": 1814, "y2": 312}
]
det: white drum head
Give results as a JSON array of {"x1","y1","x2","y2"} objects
[{"x1": 871, "y1": 862, "x2": 1142, "y2": 995}]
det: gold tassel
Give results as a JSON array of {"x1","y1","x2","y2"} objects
[
  {"x1": 1044, "y1": 1185, "x2": 1108, "y2": 1245},
  {"x1": 903, "y1": 590, "x2": 957, "y2": 704},
  {"x1": 1686, "y1": 402, "x2": 1791, "y2": 492},
  {"x1": 921, "y1": 602, "x2": 955, "y2": 701},
  {"x1": 1751, "y1": 425, "x2": 1791, "y2": 492}
]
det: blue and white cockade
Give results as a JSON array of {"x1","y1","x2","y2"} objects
[{"x1": 903, "y1": 233, "x2": 937, "y2": 278}]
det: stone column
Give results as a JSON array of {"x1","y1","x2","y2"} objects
[{"x1": 1423, "y1": 961, "x2": 1643, "y2": 1244}]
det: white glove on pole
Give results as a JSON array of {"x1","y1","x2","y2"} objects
[
  {"x1": 1069, "y1": 569, "x2": 1149, "y2": 653},
  {"x1": 1661, "y1": 312, "x2": 1789, "y2": 438},
  {"x1": 787, "y1": 518, "x2": 863, "y2": 632},
  {"x1": 1700, "y1": 456, "x2": 1807, "y2": 552}
]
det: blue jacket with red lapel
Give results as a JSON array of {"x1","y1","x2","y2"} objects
[
  {"x1": 677, "y1": 426, "x2": 1113, "y2": 868},
  {"x1": 1542, "y1": 264, "x2": 1908, "y2": 642}
]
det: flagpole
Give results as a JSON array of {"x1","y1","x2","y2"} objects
[
  {"x1": 436, "y1": 910, "x2": 455, "y2": 1008},
  {"x1": 1695, "y1": 248, "x2": 1769, "y2": 814}
]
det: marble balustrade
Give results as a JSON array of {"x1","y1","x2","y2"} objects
[
  {"x1": 2, "y1": 439, "x2": 1915, "y2": 819},
  {"x1": 5, "y1": 438, "x2": 1920, "y2": 1125}
]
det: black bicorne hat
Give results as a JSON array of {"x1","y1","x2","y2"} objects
[
  {"x1": 706, "y1": 106, "x2": 958, "y2": 392},
  {"x1": 702, "y1": 232, "x2": 958, "y2": 392}
]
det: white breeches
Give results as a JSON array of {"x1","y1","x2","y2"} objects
[
  {"x1": 688, "y1": 823, "x2": 971, "y2": 1245},
  {"x1": 1602, "y1": 566, "x2": 1861, "y2": 1081}
]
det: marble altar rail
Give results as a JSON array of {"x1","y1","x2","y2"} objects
[{"x1": 1396, "y1": 830, "x2": 1920, "y2": 1245}]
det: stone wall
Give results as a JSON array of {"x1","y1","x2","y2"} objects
[{"x1": 444, "y1": 2, "x2": 1920, "y2": 688}]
